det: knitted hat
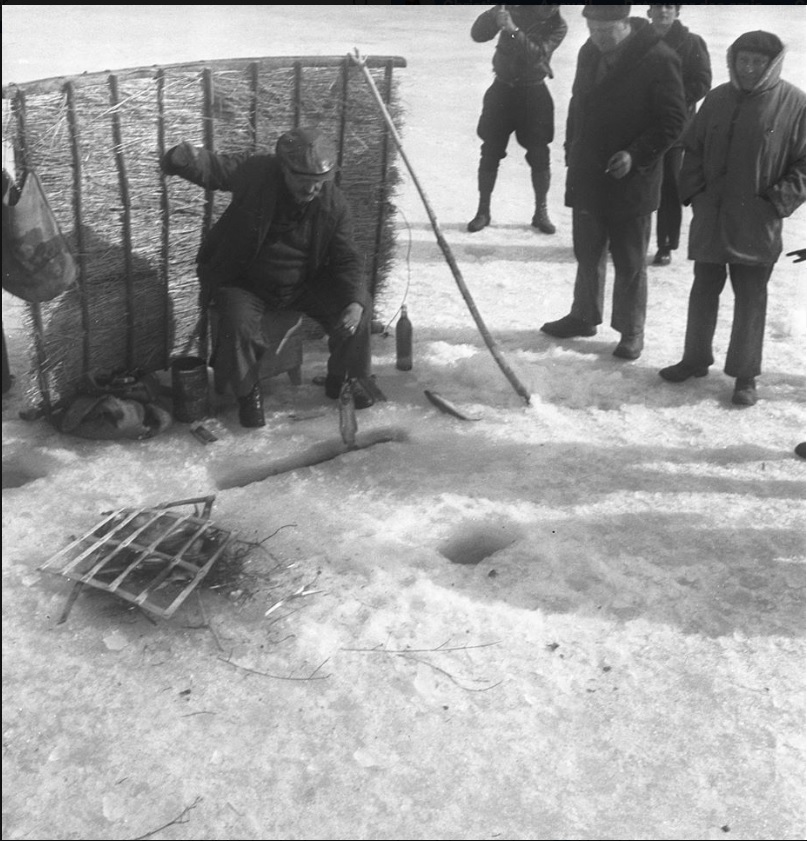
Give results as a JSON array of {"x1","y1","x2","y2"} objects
[
  {"x1": 732, "y1": 30, "x2": 783, "y2": 58},
  {"x1": 276, "y1": 127, "x2": 336, "y2": 179},
  {"x1": 582, "y1": 4, "x2": 631, "y2": 21}
]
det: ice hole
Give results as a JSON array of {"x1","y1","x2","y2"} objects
[{"x1": 439, "y1": 523, "x2": 520, "y2": 566}]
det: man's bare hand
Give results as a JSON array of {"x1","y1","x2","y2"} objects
[
  {"x1": 605, "y1": 151, "x2": 632, "y2": 180},
  {"x1": 495, "y1": 8, "x2": 517, "y2": 34},
  {"x1": 336, "y1": 302, "x2": 363, "y2": 339}
]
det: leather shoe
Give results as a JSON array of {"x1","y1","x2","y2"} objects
[
  {"x1": 238, "y1": 383, "x2": 265, "y2": 427},
  {"x1": 613, "y1": 333, "x2": 644, "y2": 360},
  {"x1": 325, "y1": 375, "x2": 376, "y2": 410},
  {"x1": 467, "y1": 211, "x2": 491, "y2": 233},
  {"x1": 652, "y1": 248, "x2": 672, "y2": 266},
  {"x1": 659, "y1": 361, "x2": 709, "y2": 382},
  {"x1": 541, "y1": 315, "x2": 597, "y2": 338},
  {"x1": 731, "y1": 377, "x2": 757, "y2": 407}
]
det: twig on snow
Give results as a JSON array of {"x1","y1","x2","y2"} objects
[
  {"x1": 131, "y1": 795, "x2": 202, "y2": 840},
  {"x1": 341, "y1": 640, "x2": 500, "y2": 654},
  {"x1": 399, "y1": 653, "x2": 503, "y2": 692},
  {"x1": 217, "y1": 655, "x2": 330, "y2": 682}
]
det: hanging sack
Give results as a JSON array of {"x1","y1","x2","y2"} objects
[{"x1": 2, "y1": 168, "x2": 78, "y2": 303}]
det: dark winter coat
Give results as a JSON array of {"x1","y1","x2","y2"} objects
[
  {"x1": 659, "y1": 18, "x2": 712, "y2": 142},
  {"x1": 564, "y1": 17, "x2": 687, "y2": 220},
  {"x1": 680, "y1": 41, "x2": 806, "y2": 265},
  {"x1": 471, "y1": 5, "x2": 568, "y2": 85},
  {"x1": 160, "y1": 144, "x2": 368, "y2": 309}
]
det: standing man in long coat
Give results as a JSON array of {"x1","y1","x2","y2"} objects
[{"x1": 541, "y1": 3, "x2": 686, "y2": 361}]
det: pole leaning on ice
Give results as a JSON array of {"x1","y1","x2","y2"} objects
[{"x1": 350, "y1": 50, "x2": 532, "y2": 406}]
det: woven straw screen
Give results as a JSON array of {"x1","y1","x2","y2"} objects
[{"x1": 2, "y1": 54, "x2": 405, "y2": 412}]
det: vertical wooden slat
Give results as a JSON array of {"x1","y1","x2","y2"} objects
[
  {"x1": 370, "y1": 61, "x2": 395, "y2": 300},
  {"x1": 335, "y1": 57, "x2": 350, "y2": 189},
  {"x1": 201, "y1": 68, "x2": 215, "y2": 238},
  {"x1": 12, "y1": 90, "x2": 52, "y2": 412},
  {"x1": 64, "y1": 81, "x2": 92, "y2": 377},
  {"x1": 108, "y1": 73, "x2": 135, "y2": 369},
  {"x1": 248, "y1": 61, "x2": 259, "y2": 152},
  {"x1": 293, "y1": 61, "x2": 302, "y2": 128},
  {"x1": 199, "y1": 68, "x2": 216, "y2": 356},
  {"x1": 156, "y1": 69, "x2": 171, "y2": 369}
]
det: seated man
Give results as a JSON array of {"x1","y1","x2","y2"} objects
[{"x1": 161, "y1": 127, "x2": 376, "y2": 428}]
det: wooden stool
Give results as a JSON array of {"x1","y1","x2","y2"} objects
[{"x1": 209, "y1": 307, "x2": 304, "y2": 393}]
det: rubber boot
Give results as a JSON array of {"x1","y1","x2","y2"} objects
[
  {"x1": 467, "y1": 169, "x2": 497, "y2": 233},
  {"x1": 530, "y1": 167, "x2": 555, "y2": 234}
]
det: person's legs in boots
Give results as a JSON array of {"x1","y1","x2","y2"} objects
[
  {"x1": 520, "y1": 84, "x2": 555, "y2": 234},
  {"x1": 725, "y1": 263, "x2": 772, "y2": 407},
  {"x1": 660, "y1": 261, "x2": 725, "y2": 382},
  {"x1": 542, "y1": 209, "x2": 605, "y2": 338},
  {"x1": 213, "y1": 287, "x2": 268, "y2": 427},
  {"x1": 294, "y1": 286, "x2": 376, "y2": 409},
  {"x1": 609, "y1": 214, "x2": 651, "y2": 359},
  {"x1": 653, "y1": 146, "x2": 684, "y2": 266},
  {"x1": 468, "y1": 81, "x2": 511, "y2": 232},
  {"x1": 468, "y1": 164, "x2": 498, "y2": 233},
  {"x1": 528, "y1": 153, "x2": 555, "y2": 234}
]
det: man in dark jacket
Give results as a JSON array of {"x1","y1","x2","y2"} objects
[
  {"x1": 541, "y1": 4, "x2": 687, "y2": 361},
  {"x1": 647, "y1": 4, "x2": 712, "y2": 267},
  {"x1": 161, "y1": 127, "x2": 375, "y2": 428},
  {"x1": 467, "y1": 4, "x2": 568, "y2": 234},
  {"x1": 659, "y1": 31, "x2": 806, "y2": 407}
]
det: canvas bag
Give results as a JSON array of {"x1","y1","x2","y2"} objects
[
  {"x1": 58, "y1": 369, "x2": 172, "y2": 440},
  {"x1": 2, "y1": 168, "x2": 78, "y2": 302}
]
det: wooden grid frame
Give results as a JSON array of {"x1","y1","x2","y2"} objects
[{"x1": 39, "y1": 496, "x2": 234, "y2": 618}]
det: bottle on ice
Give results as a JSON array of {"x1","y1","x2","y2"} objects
[{"x1": 395, "y1": 304, "x2": 413, "y2": 371}]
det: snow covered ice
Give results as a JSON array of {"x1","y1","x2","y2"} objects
[{"x1": 2, "y1": 5, "x2": 805, "y2": 840}]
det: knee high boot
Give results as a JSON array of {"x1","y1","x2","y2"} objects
[
  {"x1": 531, "y1": 167, "x2": 555, "y2": 234},
  {"x1": 467, "y1": 169, "x2": 497, "y2": 233}
]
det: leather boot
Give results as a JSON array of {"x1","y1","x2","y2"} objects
[
  {"x1": 238, "y1": 382, "x2": 265, "y2": 427},
  {"x1": 467, "y1": 169, "x2": 497, "y2": 232},
  {"x1": 530, "y1": 167, "x2": 556, "y2": 234}
]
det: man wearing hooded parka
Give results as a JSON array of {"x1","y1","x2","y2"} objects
[{"x1": 659, "y1": 30, "x2": 806, "y2": 406}]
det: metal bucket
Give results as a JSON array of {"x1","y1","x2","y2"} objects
[{"x1": 171, "y1": 356, "x2": 210, "y2": 423}]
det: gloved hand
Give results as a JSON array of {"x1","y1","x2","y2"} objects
[{"x1": 162, "y1": 142, "x2": 199, "y2": 174}]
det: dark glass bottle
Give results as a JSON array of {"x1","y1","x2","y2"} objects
[{"x1": 395, "y1": 304, "x2": 413, "y2": 371}]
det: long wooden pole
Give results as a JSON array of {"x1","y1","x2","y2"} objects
[{"x1": 350, "y1": 50, "x2": 532, "y2": 406}]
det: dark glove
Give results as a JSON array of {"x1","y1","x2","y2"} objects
[
  {"x1": 161, "y1": 142, "x2": 198, "y2": 175},
  {"x1": 786, "y1": 248, "x2": 806, "y2": 263}
]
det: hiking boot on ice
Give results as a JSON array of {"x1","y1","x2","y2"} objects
[
  {"x1": 467, "y1": 168, "x2": 496, "y2": 233},
  {"x1": 530, "y1": 167, "x2": 555, "y2": 234},
  {"x1": 238, "y1": 382, "x2": 265, "y2": 428},
  {"x1": 659, "y1": 361, "x2": 709, "y2": 382},
  {"x1": 467, "y1": 211, "x2": 491, "y2": 233},
  {"x1": 325, "y1": 374, "x2": 378, "y2": 410},
  {"x1": 541, "y1": 315, "x2": 597, "y2": 339},
  {"x1": 652, "y1": 248, "x2": 672, "y2": 266},
  {"x1": 731, "y1": 377, "x2": 757, "y2": 407},
  {"x1": 613, "y1": 333, "x2": 644, "y2": 360}
]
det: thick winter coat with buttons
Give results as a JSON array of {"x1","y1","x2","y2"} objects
[
  {"x1": 564, "y1": 17, "x2": 687, "y2": 220},
  {"x1": 160, "y1": 143, "x2": 368, "y2": 309},
  {"x1": 680, "y1": 41, "x2": 806, "y2": 265}
]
